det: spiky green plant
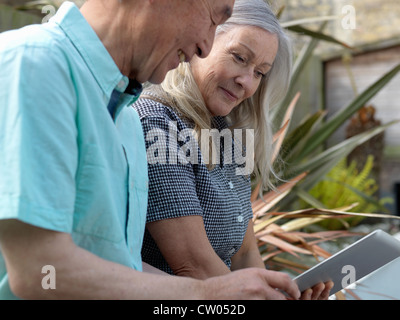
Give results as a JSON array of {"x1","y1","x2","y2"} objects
[
  {"x1": 266, "y1": 15, "x2": 400, "y2": 212},
  {"x1": 299, "y1": 155, "x2": 394, "y2": 229},
  {"x1": 252, "y1": 12, "x2": 400, "y2": 280}
]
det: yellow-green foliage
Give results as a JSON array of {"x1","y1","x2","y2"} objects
[{"x1": 304, "y1": 155, "x2": 393, "y2": 229}]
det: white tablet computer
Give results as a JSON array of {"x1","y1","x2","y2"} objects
[{"x1": 294, "y1": 229, "x2": 400, "y2": 294}]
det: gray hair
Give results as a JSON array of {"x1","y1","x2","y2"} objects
[
  {"x1": 217, "y1": 0, "x2": 292, "y2": 110},
  {"x1": 217, "y1": 0, "x2": 293, "y2": 191}
]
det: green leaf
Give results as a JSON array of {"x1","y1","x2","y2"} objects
[
  {"x1": 277, "y1": 121, "x2": 399, "y2": 210},
  {"x1": 280, "y1": 110, "x2": 326, "y2": 163},
  {"x1": 296, "y1": 63, "x2": 400, "y2": 160},
  {"x1": 281, "y1": 16, "x2": 339, "y2": 28},
  {"x1": 292, "y1": 120, "x2": 398, "y2": 177},
  {"x1": 272, "y1": 23, "x2": 327, "y2": 125},
  {"x1": 287, "y1": 25, "x2": 353, "y2": 49},
  {"x1": 296, "y1": 188, "x2": 327, "y2": 209},
  {"x1": 275, "y1": 5, "x2": 285, "y2": 19},
  {"x1": 324, "y1": 177, "x2": 391, "y2": 213}
]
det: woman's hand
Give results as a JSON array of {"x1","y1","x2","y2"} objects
[{"x1": 300, "y1": 281, "x2": 334, "y2": 300}]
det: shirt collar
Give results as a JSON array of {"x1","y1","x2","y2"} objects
[{"x1": 50, "y1": 1, "x2": 141, "y2": 99}]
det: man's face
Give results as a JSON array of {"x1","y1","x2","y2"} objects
[{"x1": 134, "y1": 0, "x2": 235, "y2": 84}]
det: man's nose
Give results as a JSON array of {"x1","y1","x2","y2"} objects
[{"x1": 196, "y1": 28, "x2": 216, "y2": 58}]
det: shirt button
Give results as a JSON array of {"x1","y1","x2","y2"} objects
[
  {"x1": 229, "y1": 248, "x2": 235, "y2": 255},
  {"x1": 228, "y1": 181, "x2": 234, "y2": 189},
  {"x1": 237, "y1": 215, "x2": 243, "y2": 223},
  {"x1": 117, "y1": 79, "x2": 126, "y2": 90}
]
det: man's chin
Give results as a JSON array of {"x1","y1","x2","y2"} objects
[{"x1": 142, "y1": 71, "x2": 167, "y2": 85}]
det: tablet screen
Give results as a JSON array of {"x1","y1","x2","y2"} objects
[{"x1": 294, "y1": 229, "x2": 400, "y2": 294}]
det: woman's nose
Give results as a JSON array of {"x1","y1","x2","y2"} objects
[{"x1": 235, "y1": 69, "x2": 255, "y2": 91}]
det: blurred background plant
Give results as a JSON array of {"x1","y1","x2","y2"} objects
[
  {"x1": 300, "y1": 155, "x2": 394, "y2": 230},
  {"x1": 250, "y1": 5, "x2": 400, "y2": 282},
  {"x1": 0, "y1": 0, "x2": 83, "y2": 32}
]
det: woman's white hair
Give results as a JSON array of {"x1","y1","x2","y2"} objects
[{"x1": 143, "y1": 0, "x2": 293, "y2": 192}]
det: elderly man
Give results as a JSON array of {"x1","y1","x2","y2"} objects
[{"x1": 0, "y1": 0, "x2": 301, "y2": 300}]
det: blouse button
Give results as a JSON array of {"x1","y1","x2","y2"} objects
[
  {"x1": 237, "y1": 215, "x2": 243, "y2": 223},
  {"x1": 228, "y1": 181, "x2": 234, "y2": 189}
]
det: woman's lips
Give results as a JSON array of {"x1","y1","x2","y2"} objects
[{"x1": 221, "y1": 87, "x2": 238, "y2": 102}]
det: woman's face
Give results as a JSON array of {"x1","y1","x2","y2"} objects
[{"x1": 191, "y1": 25, "x2": 279, "y2": 116}]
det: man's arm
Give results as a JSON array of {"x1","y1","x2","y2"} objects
[
  {"x1": 0, "y1": 219, "x2": 301, "y2": 300},
  {"x1": 142, "y1": 262, "x2": 169, "y2": 275},
  {"x1": 143, "y1": 216, "x2": 304, "y2": 300},
  {"x1": 0, "y1": 219, "x2": 200, "y2": 299}
]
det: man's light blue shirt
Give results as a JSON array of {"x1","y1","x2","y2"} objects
[{"x1": 0, "y1": 2, "x2": 148, "y2": 299}]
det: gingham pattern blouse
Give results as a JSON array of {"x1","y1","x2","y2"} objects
[{"x1": 133, "y1": 98, "x2": 253, "y2": 274}]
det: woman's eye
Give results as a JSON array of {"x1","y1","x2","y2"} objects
[
  {"x1": 255, "y1": 71, "x2": 266, "y2": 79},
  {"x1": 234, "y1": 53, "x2": 245, "y2": 63}
]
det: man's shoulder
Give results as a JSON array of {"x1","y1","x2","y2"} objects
[{"x1": 0, "y1": 22, "x2": 68, "y2": 57}]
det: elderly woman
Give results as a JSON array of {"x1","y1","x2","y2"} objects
[{"x1": 133, "y1": 0, "x2": 333, "y2": 299}]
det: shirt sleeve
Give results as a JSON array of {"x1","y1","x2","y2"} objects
[
  {"x1": 140, "y1": 115, "x2": 204, "y2": 223},
  {"x1": 0, "y1": 37, "x2": 78, "y2": 232}
]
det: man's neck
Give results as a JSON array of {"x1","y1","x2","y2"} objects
[{"x1": 80, "y1": 0, "x2": 140, "y2": 78}]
